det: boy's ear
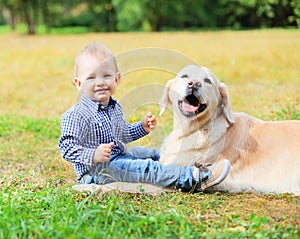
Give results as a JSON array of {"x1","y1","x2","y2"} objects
[
  {"x1": 115, "y1": 72, "x2": 121, "y2": 84},
  {"x1": 74, "y1": 78, "x2": 81, "y2": 90}
]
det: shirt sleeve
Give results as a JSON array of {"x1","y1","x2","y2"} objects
[
  {"x1": 58, "y1": 110, "x2": 96, "y2": 167},
  {"x1": 117, "y1": 121, "x2": 148, "y2": 144},
  {"x1": 113, "y1": 103, "x2": 149, "y2": 144}
]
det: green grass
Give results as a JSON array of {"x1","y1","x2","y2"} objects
[
  {"x1": 0, "y1": 30, "x2": 299, "y2": 238},
  {"x1": 0, "y1": 24, "x2": 90, "y2": 35},
  {"x1": 0, "y1": 114, "x2": 299, "y2": 238},
  {"x1": 0, "y1": 181, "x2": 299, "y2": 238}
]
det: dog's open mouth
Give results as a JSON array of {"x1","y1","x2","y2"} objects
[{"x1": 178, "y1": 94, "x2": 207, "y2": 117}]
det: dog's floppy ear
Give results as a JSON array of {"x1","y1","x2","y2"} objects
[
  {"x1": 219, "y1": 82, "x2": 235, "y2": 124},
  {"x1": 159, "y1": 79, "x2": 173, "y2": 116},
  {"x1": 202, "y1": 66, "x2": 235, "y2": 124}
]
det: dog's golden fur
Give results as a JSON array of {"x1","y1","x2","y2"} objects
[{"x1": 159, "y1": 65, "x2": 300, "y2": 195}]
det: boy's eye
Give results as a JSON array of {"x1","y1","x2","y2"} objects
[
  {"x1": 104, "y1": 74, "x2": 113, "y2": 78},
  {"x1": 87, "y1": 76, "x2": 95, "y2": 81}
]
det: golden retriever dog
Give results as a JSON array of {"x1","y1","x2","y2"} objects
[{"x1": 159, "y1": 64, "x2": 300, "y2": 195}]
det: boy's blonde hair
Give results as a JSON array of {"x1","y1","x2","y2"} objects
[{"x1": 74, "y1": 43, "x2": 119, "y2": 79}]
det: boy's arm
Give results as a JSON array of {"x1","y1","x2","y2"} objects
[
  {"x1": 121, "y1": 112, "x2": 157, "y2": 143},
  {"x1": 58, "y1": 111, "x2": 95, "y2": 166},
  {"x1": 122, "y1": 121, "x2": 149, "y2": 143},
  {"x1": 59, "y1": 135, "x2": 95, "y2": 166}
]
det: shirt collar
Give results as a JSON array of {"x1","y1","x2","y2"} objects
[
  {"x1": 81, "y1": 93, "x2": 116, "y2": 112},
  {"x1": 98, "y1": 98, "x2": 116, "y2": 111}
]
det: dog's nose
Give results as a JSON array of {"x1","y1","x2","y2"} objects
[{"x1": 188, "y1": 81, "x2": 202, "y2": 88}]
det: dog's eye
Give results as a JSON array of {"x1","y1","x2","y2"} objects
[
  {"x1": 204, "y1": 78, "x2": 212, "y2": 84},
  {"x1": 181, "y1": 74, "x2": 188, "y2": 78}
]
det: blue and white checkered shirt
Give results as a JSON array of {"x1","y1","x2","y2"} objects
[{"x1": 58, "y1": 94, "x2": 148, "y2": 181}]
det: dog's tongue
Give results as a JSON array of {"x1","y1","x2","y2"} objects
[{"x1": 182, "y1": 101, "x2": 198, "y2": 113}]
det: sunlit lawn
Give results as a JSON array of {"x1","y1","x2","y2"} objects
[
  {"x1": 1, "y1": 29, "x2": 299, "y2": 119},
  {"x1": 0, "y1": 29, "x2": 299, "y2": 238}
]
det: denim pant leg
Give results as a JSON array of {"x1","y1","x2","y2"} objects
[
  {"x1": 106, "y1": 153, "x2": 195, "y2": 190},
  {"x1": 127, "y1": 146, "x2": 160, "y2": 161},
  {"x1": 79, "y1": 162, "x2": 111, "y2": 184},
  {"x1": 80, "y1": 147, "x2": 160, "y2": 184}
]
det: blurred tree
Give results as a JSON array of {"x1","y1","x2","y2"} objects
[
  {"x1": 113, "y1": 0, "x2": 145, "y2": 31},
  {"x1": 86, "y1": 0, "x2": 117, "y2": 32},
  {"x1": 291, "y1": 0, "x2": 300, "y2": 26},
  {"x1": 21, "y1": 0, "x2": 38, "y2": 34},
  {"x1": 1, "y1": 0, "x2": 21, "y2": 30},
  {"x1": 0, "y1": 0, "x2": 299, "y2": 34},
  {"x1": 144, "y1": 0, "x2": 169, "y2": 31},
  {"x1": 224, "y1": 0, "x2": 298, "y2": 28},
  {"x1": 42, "y1": 0, "x2": 82, "y2": 32}
]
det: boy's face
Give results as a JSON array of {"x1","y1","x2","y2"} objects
[{"x1": 75, "y1": 55, "x2": 120, "y2": 105}]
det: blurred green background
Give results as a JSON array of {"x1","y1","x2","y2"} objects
[{"x1": 1, "y1": 0, "x2": 299, "y2": 35}]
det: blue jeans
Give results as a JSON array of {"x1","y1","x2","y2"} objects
[{"x1": 80, "y1": 146, "x2": 195, "y2": 190}]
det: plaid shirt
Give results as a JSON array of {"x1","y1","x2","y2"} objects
[{"x1": 58, "y1": 94, "x2": 148, "y2": 181}]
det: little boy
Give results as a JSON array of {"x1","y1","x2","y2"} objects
[{"x1": 58, "y1": 43, "x2": 230, "y2": 192}]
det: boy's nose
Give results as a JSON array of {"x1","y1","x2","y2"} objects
[{"x1": 95, "y1": 77, "x2": 106, "y2": 84}]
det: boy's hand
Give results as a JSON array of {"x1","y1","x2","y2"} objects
[
  {"x1": 93, "y1": 142, "x2": 115, "y2": 163},
  {"x1": 142, "y1": 112, "x2": 157, "y2": 133}
]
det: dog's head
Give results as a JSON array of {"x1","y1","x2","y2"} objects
[{"x1": 159, "y1": 64, "x2": 235, "y2": 124}]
